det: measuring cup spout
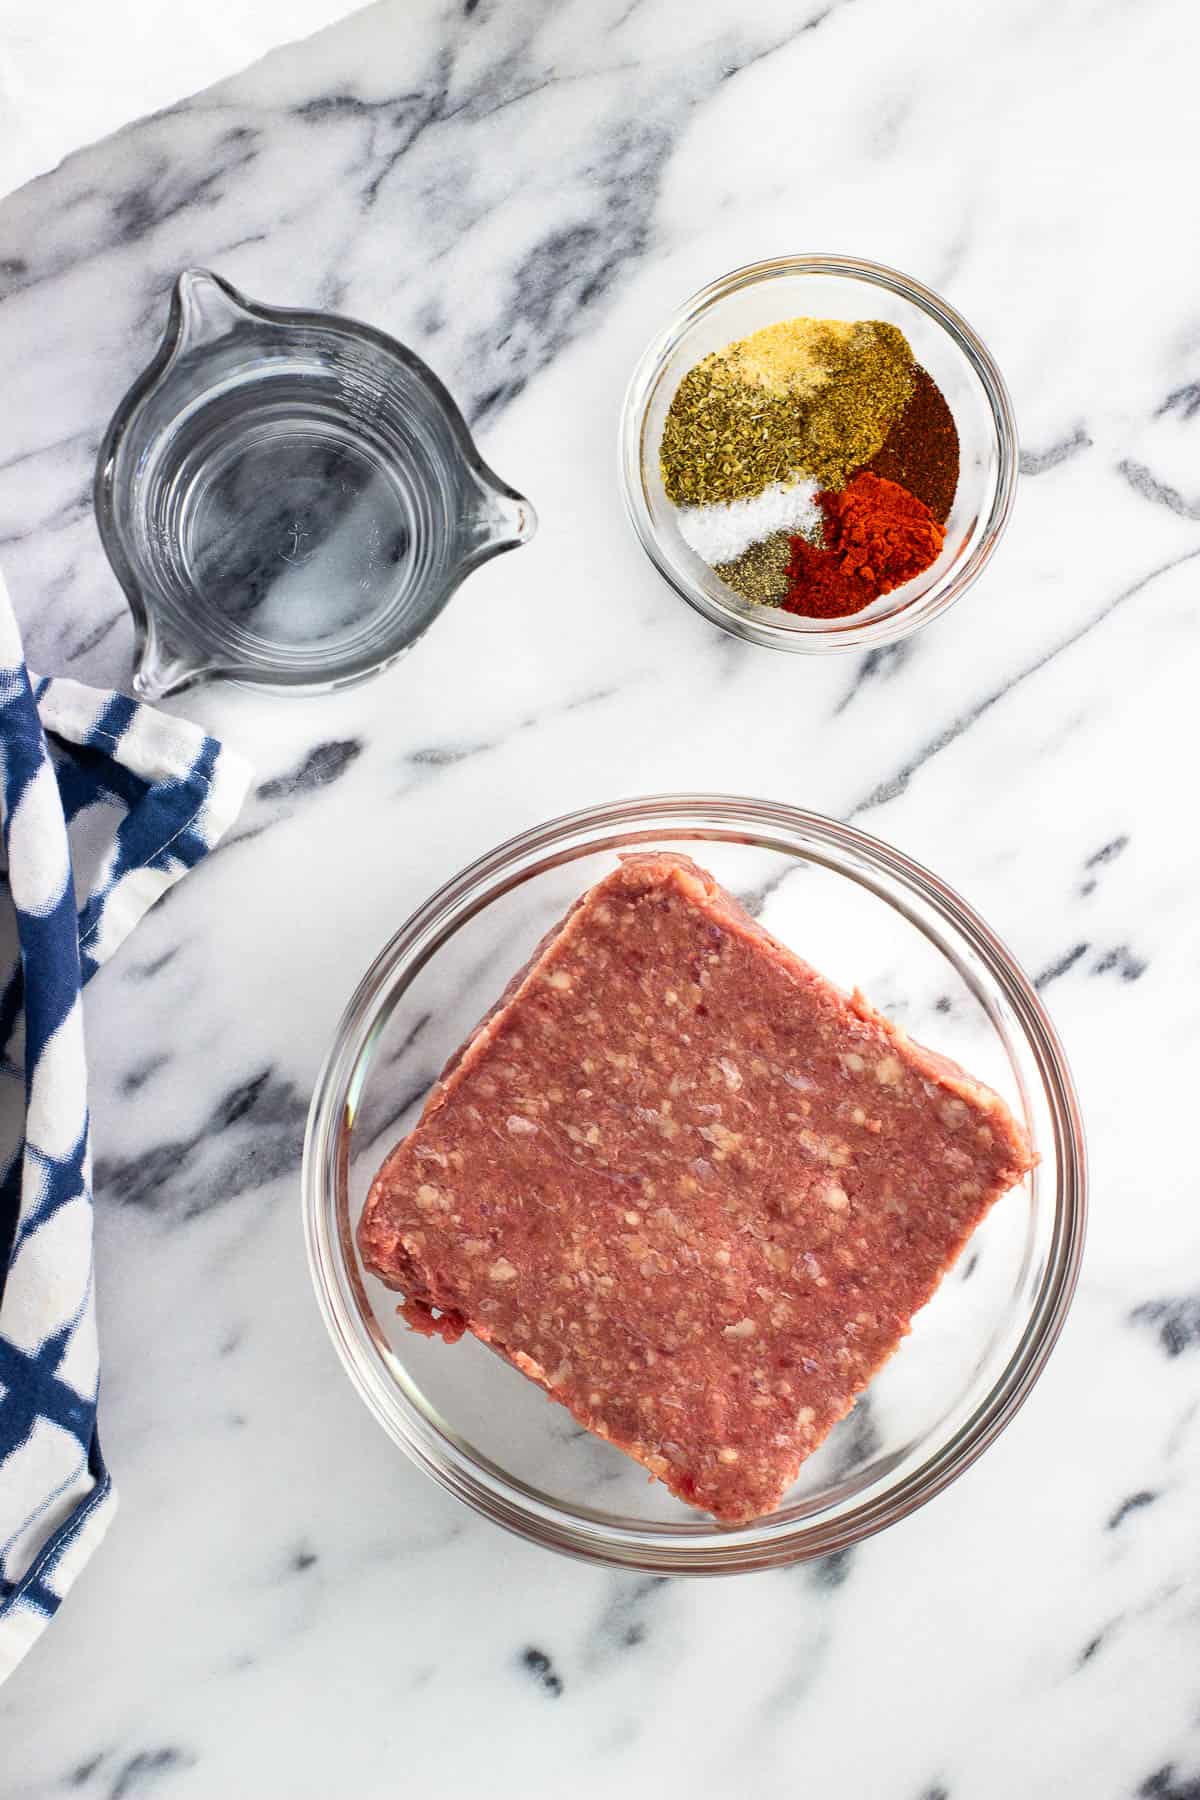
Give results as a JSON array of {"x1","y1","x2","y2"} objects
[
  {"x1": 132, "y1": 618, "x2": 210, "y2": 701},
  {"x1": 171, "y1": 268, "x2": 255, "y2": 353},
  {"x1": 472, "y1": 471, "x2": 538, "y2": 559}
]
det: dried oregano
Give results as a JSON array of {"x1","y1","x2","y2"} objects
[{"x1": 660, "y1": 318, "x2": 915, "y2": 507}]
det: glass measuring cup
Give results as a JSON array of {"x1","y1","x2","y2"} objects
[{"x1": 95, "y1": 270, "x2": 536, "y2": 699}]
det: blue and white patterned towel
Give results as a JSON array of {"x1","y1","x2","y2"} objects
[{"x1": 0, "y1": 574, "x2": 251, "y2": 1683}]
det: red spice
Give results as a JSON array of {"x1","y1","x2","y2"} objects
[
  {"x1": 783, "y1": 539, "x2": 874, "y2": 618},
  {"x1": 783, "y1": 471, "x2": 946, "y2": 619},
  {"x1": 865, "y1": 367, "x2": 960, "y2": 524}
]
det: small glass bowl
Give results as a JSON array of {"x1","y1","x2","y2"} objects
[
  {"x1": 303, "y1": 797, "x2": 1084, "y2": 1573},
  {"x1": 620, "y1": 255, "x2": 1018, "y2": 653}
]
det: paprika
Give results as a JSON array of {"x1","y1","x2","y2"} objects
[{"x1": 783, "y1": 471, "x2": 946, "y2": 619}]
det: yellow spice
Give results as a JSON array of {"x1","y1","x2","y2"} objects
[{"x1": 723, "y1": 318, "x2": 860, "y2": 397}]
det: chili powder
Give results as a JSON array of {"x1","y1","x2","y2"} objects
[{"x1": 864, "y1": 365, "x2": 960, "y2": 524}]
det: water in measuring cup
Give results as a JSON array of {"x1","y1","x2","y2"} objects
[{"x1": 162, "y1": 383, "x2": 448, "y2": 653}]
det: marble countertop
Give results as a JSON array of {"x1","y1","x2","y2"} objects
[
  {"x1": 0, "y1": 0, "x2": 362, "y2": 195},
  {"x1": 1, "y1": 0, "x2": 1198, "y2": 1794}
]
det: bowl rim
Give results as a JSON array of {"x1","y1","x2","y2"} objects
[
  {"x1": 618, "y1": 252, "x2": 1020, "y2": 655},
  {"x1": 303, "y1": 794, "x2": 1086, "y2": 1573}
]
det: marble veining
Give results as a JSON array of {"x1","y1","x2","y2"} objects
[{"x1": 0, "y1": 0, "x2": 1198, "y2": 1794}]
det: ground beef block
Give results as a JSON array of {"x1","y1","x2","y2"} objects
[{"x1": 358, "y1": 854, "x2": 1034, "y2": 1524}]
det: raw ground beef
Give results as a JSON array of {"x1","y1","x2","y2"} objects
[{"x1": 359, "y1": 854, "x2": 1034, "y2": 1523}]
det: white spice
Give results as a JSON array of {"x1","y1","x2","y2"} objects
[{"x1": 676, "y1": 478, "x2": 821, "y2": 566}]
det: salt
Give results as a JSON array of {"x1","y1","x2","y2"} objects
[{"x1": 675, "y1": 479, "x2": 821, "y2": 566}]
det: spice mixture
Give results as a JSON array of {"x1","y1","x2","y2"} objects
[{"x1": 661, "y1": 315, "x2": 959, "y2": 617}]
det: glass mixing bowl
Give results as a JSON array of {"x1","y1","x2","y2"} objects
[
  {"x1": 620, "y1": 255, "x2": 1018, "y2": 653},
  {"x1": 303, "y1": 797, "x2": 1084, "y2": 1573}
]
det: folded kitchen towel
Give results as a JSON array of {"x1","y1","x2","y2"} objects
[{"x1": 0, "y1": 574, "x2": 251, "y2": 1683}]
